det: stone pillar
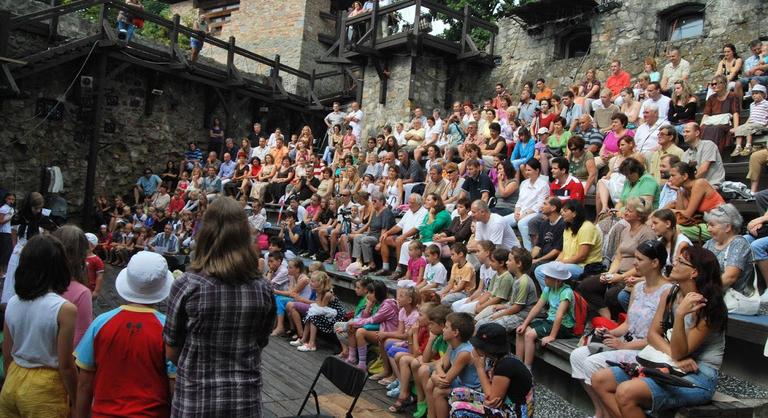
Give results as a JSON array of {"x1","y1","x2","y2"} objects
[{"x1": 361, "y1": 52, "x2": 448, "y2": 137}]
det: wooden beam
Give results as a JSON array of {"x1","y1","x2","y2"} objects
[
  {"x1": 82, "y1": 52, "x2": 107, "y2": 231},
  {"x1": 213, "y1": 87, "x2": 231, "y2": 116},
  {"x1": 373, "y1": 57, "x2": 387, "y2": 105},
  {"x1": 170, "y1": 14, "x2": 180, "y2": 61},
  {"x1": 225, "y1": 88, "x2": 236, "y2": 138},
  {"x1": 1, "y1": 65, "x2": 19, "y2": 95},
  {"x1": 48, "y1": 0, "x2": 61, "y2": 44},
  {"x1": 0, "y1": 10, "x2": 10, "y2": 59}
]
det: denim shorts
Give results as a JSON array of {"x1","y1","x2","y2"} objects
[{"x1": 609, "y1": 363, "x2": 718, "y2": 412}]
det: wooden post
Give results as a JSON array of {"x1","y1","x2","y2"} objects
[
  {"x1": 271, "y1": 54, "x2": 280, "y2": 94},
  {"x1": 48, "y1": 0, "x2": 61, "y2": 43},
  {"x1": 461, "y1": 5, "x2": 469, "y2": 54},
  {"x1": 225, "y1": 89, "x2": 235, "y2": 139},
  {"x1": 413, "y1": 0, "x2": 421, "y2": 36},
  {"x1": 309, "y1": 69, "x2": 316, "y2": 103},
  {"x1": 98, "y1": 3, "x2": 108, "y2": 36},
  {"x1": 339, "y1": 12, "x2": 347, "y2": 57},
  {"x1": 83, "y1": 53, "x2": 108, "y2": 231},
  {"x1": 0, "y1": 10, "x2": 10, "y2": 59},
  {"x1": 227, "y1": 36, "x2": 236, "y2": 80},
  {"x1": 170, "y1": 14, "x2": 180, "y2": 60},
  {"x1": 370, "y1": 0, "x2": 379, "y2": 47}
]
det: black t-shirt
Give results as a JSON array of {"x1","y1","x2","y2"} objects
[
  {"x1": 492, "y1": 355, "x2": 533, "y2": 404},
  {"x1": 534, "y1": 217, "x2": 565, "y2": 255},
  {"x1": 461, "y1": 173, "x2": 495, "y2": 203}
]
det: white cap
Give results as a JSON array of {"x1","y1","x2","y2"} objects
[
  {"x1": 752, "y1": 84, "x2": 767, "y2": 95},
  {"x1": 537, "y1": 127, "x2": 550, "y2": 135},
  {"x1": 115, "y1": 251, "x2": 174, "y2": 304},
  {"x1": 85, "y1": 232, "x2": 98, "y2": 246}
]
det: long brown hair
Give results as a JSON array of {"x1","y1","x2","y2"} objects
[
  {"x1": 190, "y1": 197, "x2": 261, "y2": 284},
  {"x1": 52, "y1": 224, "x2": 89, "y2": 285}
]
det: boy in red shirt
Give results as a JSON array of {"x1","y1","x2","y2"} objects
[
  {"x1": 84, "y1": 233, "x2": 105, "y2": 298},
  {"x1": 74, "y1": 251, "x2": 175, "y2": 418}
]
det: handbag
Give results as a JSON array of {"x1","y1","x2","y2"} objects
[
  {"x1": 701, "y1": 113, "x2": 732, "y2": 126},
  {"x1": 675, "y1": 211, "x2": 703, "y2": 227},
  {"x1": 722, "y1": 243, "x2": 761, "y2": 315},
  {"x1": 636, "y1": 339, "x2": 685, "y2": 375}
]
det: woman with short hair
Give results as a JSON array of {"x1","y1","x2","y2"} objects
[
  {"x1": 164, "y1": 197, "x2": 275, "y2": 418},
  {"x1": 703, "y1": 204, "x2": 755, "y2": 298},
  {"x1": 567, "y1": 135, "x2": 597, "y2": 194}
]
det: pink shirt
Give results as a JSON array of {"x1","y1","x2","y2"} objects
[
  {"x1": 398, "y1": 307, "x2": 420, "y2": 329},
  {"x1": 602, "y1": 129, "x2": 635, "y2": 155},
  {"x1": 407, "y1": 256, "x2": 427, "y2": 283},
  {"x1": 61, "y1": 281, "x2": 93, "y2": 347}
]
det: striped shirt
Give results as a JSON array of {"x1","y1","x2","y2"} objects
[{"x1": 747, "y1": 99, "x2": 768, "y2": 126}]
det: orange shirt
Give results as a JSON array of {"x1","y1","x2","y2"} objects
[
  {"x1": 606, "y1": 71, "x2": 631, "y2": 97},
  {"x1": 535, "y1": 87, "x2": 553, "y2": 101}
]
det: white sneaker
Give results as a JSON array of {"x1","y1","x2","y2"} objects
[
  {"x1": 760, "y1": 291, "x2": 768, "y2": 304},
  {"x1": 289, "y1": 339, "x2": 303, "y2": 346}
]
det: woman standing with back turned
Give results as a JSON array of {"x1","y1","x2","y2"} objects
[{"x1": 164, "y1": 197, "x2": 276, "y2": 417}]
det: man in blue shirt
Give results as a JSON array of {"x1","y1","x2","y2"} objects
[
  {"x1": 736, "y1": 39, "x2": 768, "y2": 99},
  {"x1": 184, "y1": 142, "x2": 203, "y2": 171},
  {"x1": 133, "y1": 168, "x2": 162, "y2": 206},
  {"x1": 218, "y1": 152, "x2": 236, "y2": 182}
]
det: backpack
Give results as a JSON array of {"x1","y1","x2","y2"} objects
[{"x1": 571, "y1": 290, "x2": 589, "y2": 336}]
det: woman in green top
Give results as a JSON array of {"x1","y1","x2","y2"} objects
[
  {"x1": 547, "y1": 116, "x2": 571, "y2": 158},
  {"x1": 567, "y1": 135, "x2": 597, "y2": 194},
  {"x1": 418, "y1": 193, "x2": 452, "y2": 243},
  {"x1": 617, "y1": 157, "x2": 660, "y2": 210}
]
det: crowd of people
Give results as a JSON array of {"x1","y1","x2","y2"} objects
[{"x1": 0, "y1": 39, "x2": 768, "y2": 418}]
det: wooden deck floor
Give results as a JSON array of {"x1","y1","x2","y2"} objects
[{"x1": 96, "y1": 264, "x2": 398, "y2": 418}]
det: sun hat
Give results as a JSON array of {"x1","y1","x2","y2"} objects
[
  {"x1": 539, "y1": 261, "x2": 572, "y2": 281},
  {"x1": 470, "y1": 323, "x2": 509, "y2": 355},
  {"x1": 85, "y1": 232, "x2": 98, "y2": 246},
  {"x1": 752, "y1": 84, "x2": 767, "y2": 95},
  {"x1": 115, "y1": 251, "x2": 174, "y2": 304},
  {"x1": 537, "y1": 127, "x2": 550, "y2": 135}
]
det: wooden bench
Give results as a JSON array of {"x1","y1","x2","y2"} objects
[
  {"x1": 528, "y1": 338, "x2": 768, "y2": 418},
  {"x1": 727, "y1": 314, "x2": 768, "y2": 346},
  {"x1": 296, "y1": 256, "x2": 398, "y2": 293}
]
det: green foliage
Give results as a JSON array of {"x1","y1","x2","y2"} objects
[{"x1": 429, "y1": 0, "x2": 500, "y2": 51}]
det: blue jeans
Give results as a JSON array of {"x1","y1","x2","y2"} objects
[
  {"x1": 503, "y1": 212, "x2": 538, "y2": 251},
  {"x1": 617, "y1": 288, "x2": 631, "y2": 311},
  {"x1": 117, "y1": 21, "x2": 135, "y2": 41},
  {"x1": 322, "y1": 146, "x2": 334, "y2": 165},
  {"x1": 744, "y1": 234, "x2": 768, "y2": 261},
  {"x1": 534, "y1": 262, "x2": 584, "y2": 290},
  {"x1": 510, "y1": 157, "x2": 527, "y2": 172}
]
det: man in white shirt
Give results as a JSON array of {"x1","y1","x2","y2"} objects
[
  {"x1": 345, "y1": 101, "x2": 364, "y2": 141},
  {"x1": 250, "y1": 136, "x2": 270, "y2": 162},
  {"x1": 470, "y1": 199, "x2": 520, "y2": 252},
  {"x1": 639, "y1": 82, "x2": 671, "y2": 121},
  {"x1": 634, "y1": 103, "x2": 663, "y2": 159},
  {"x1": 267, "y1": 128, "x2": 283, "y2": 148},
  {"x1": 376, "y1": 194, "x2": 428, "y2": 277}
]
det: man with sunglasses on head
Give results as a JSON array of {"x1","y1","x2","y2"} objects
[{"x1": 647, "y1": 124, "x2": 684, "y2": 181}]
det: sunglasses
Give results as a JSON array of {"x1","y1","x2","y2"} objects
[
  {"x1": 675, "y1": 256, "x2": 694, "y2": 268},
  {"x1": 710, "y1": 82, "x2": 721, "y2": 86}
]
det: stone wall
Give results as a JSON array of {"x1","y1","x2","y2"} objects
[
  {"x1": 0, "y1": 61, "x2": 235, "y2": 217},
  {"x1": 172, "y1": 0, "x2": 342, "y2": 96},
  {"x1": 453, "y1": 0, "x2": 768, "y2": 104},
  {"x1": 361, "y1": 52, "x2": 448, "y2": 136}
]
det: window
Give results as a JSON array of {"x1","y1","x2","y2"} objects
[
  {"x1": 659, "y1": 4, "x2": 704, "y2": 41},
  {"x1": 555, "y1": 27, "x2": 591, "y2": 60}
]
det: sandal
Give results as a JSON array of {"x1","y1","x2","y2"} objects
[
  {"x1": 388, "y1": 396, "x2": 414, "y2": 413},
  {"x1": 378, "y1": 376, "x2": 396, "y2": 386},
  {"x1": 368, "y1": 372, "x2": 390, "y2": 381}
]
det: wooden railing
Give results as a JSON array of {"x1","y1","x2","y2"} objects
[
  {"x1": 3, "y1": 0, "x2": 346, "y2": 106},
  {"x1": 339, "y1": 0, "x2": 498, "y2": 59}
]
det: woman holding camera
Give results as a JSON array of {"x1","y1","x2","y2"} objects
[{"x1": 570, "y1": 239, "x2": 671, "y2": 418}]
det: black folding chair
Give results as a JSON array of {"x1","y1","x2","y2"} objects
[{"x1": 284, "y1": 356, "x2": 368, "y2": 418}]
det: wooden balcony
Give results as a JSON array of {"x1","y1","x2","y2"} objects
[{"x1": 318, "y1": 0, "x2": 499, "y2": 67}]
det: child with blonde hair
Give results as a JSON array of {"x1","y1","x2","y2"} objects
[
  {"x1": 370, "y1": 286, "x2": 421, "y2": 383},
  {"x1": 295, "y1": 272, "x2": 347, "y2": 352}
]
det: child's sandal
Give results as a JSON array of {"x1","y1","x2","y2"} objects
[{"x1": 388, "y1": 396, "x2": 414, "y2": 413}]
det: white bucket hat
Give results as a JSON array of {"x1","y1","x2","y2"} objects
[
  {"x1": 116, "y1": 251, "x2": 174, "y2": 304},
  {"x1": 85, "y1": 232, "x2": 98, "y2": 246},
  {"x1": 539, "y1": 261, "x2": 572, "y2": 281}
]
